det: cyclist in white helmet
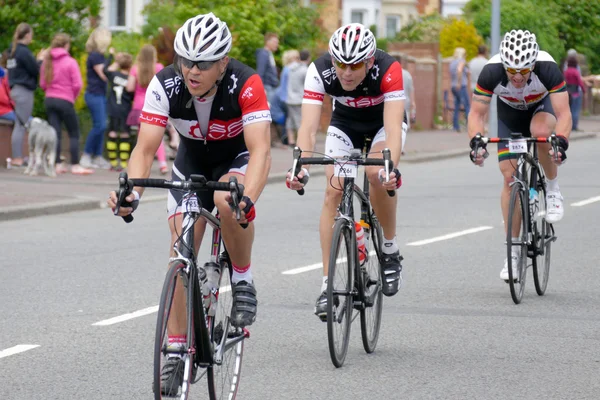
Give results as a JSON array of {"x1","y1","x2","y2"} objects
[
  {"x1": 285, "y1": 23, "x2": 408, "y2": 320},
  {"x1": 108, "y1": 13, "x2": 272, "y2": 393},
  {"x1": 468, "y1": 29, "x2": 571, "y2": 281}
]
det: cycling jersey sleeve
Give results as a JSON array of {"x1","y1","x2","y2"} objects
[
  {"x1": 302, "y1": 62, "x2": 325, "y2": 105},
  {"x1": 536, "y1": 61, "x2": 567, "y2": 93},
  {"x1": 473, "y1": 64, "x2": 496, "y2": 97},
  {"x1": 380, "y1": 61, "x2": 406, "y2": 102},
  {"x1": 140, "y1": 75, "x2": 169, "y2": 127},
  {"x1": 239, "y1": 74, "x2": 272, "y2": 126}
]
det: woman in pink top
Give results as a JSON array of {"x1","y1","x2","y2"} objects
[
  {"x1": 126, "y1": 45, "x2": 169, "y2": 174},
  {"x1": 40, "y1": 33, "x2": 93, "y2": 175},
  {"x1": 564, "y1": 55, "x2": 586, "y2": 131}
]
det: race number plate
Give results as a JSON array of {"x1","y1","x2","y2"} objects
[
  {"x1": 182, "y1": 194, "x2": 201, "y2": 213},
  {"x1": 334, "y1": 161, "x2": 358, "y2": 179},
  {"x1": 509, "y1": 139, "x2": 527, "y2": 153}
]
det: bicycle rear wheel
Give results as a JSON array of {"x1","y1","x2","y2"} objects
[
  {"x1": 507, "y1": 183, "x2": 528, "y2": 304},
  {"x1": 532, "y1": 178, "x2": 552, "y2": 296},
  {"x1": 154, "y1": 261, "x2": 194, "y2": 399},
  {"x1": 327, "y1": 219, "x2": 354, "y2": 368},
  {"x1": 207, "y1": 256, "x2": 245, "y2": 400},
  {"x1": 359, "y1": 216, "x2": 383, "y2": 354}
]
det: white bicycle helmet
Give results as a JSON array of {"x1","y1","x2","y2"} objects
[
  {"x1": 329, "y1": 23, "x2": 376, "y2": 64},
  {"x1": 499, "y1": 29, "x2": 539, "y2": 69},
  {"x1": 174, "y1": 13, "x2": 232, "y2": 62}
]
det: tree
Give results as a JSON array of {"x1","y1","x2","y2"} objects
[
  {"x1": 395, "y1": 13, "x2": 446, "y2": 43},
  {"x1": 463, "y1": 0, "x2": 600, "y2": 73},
  {"x1": 142, "y1": 0, "x2": 326, "y2": 69},
  {"x1": 439, "y1": 18, "x2": 483, "y2": 60}
]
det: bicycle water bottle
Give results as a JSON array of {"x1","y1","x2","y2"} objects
[
  {"x1": 355, "y1": 221, "x2": 368, "y2": 266},
  {"x1": 202, "y1": 261, "x2": 221, "y2": 316}
]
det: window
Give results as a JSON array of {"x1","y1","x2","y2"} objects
[
  {"x1": 109, "y1": 0, "x2": 127, "y2": 28},
  {"x1": 386, "y1": 16, "x2": 401, "y2": 39},
  {"x1": 351, "y1": 10, "x2": 364, "y2": 24}
]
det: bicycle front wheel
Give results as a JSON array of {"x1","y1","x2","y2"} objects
[
  {"x1": 507, "y1": 183, "x2": 528, "y2": 304},
  {"x1": 154, "y1": 261, "x2": 194, "y2": 400},
  {"x1": 360, "y1": 215, "x2": 383, "y2": 354},
  {"x1": 207, "y1": 257, "x2": 245, "y2": 400},
  {"x1": 532, "y1": 178, "x2": 552, "y2": 296},
  {"x1": 327, "y1": 219, "x2": 354, "y2": 368}
]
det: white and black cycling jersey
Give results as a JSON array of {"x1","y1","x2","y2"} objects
[
  {"x1": 302, "y1": 49, "x2": 405, "y2": 124},
  {"x1": 140, "y1": 59, "x2": 271, "y2": 163},
  {"x1": 474, "y1": 51, "x2": 566, "y2": 111}
]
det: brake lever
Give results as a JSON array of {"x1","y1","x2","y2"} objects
[
  {"x1": 382, "y1": 148, "x2": 395, "y2": 197},
  {"x1": 115, "y1": 172, "x2": 134, "y2": 223},
  {"x1": 228, "y1": 176, "x2": 249, "y2": 229},
  {"x1": 292, "y1": 146, "x2": 307, "y2": 196}
]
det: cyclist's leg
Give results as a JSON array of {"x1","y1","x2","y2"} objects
[
  {"x1": 365, "y1": 124, "x2": 405, "y2": 296},
  {"x1": 213, "y1": 151, "x2": 258, "y2": 327}
]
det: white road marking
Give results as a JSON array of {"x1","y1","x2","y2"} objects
[
  {"x1": 406, "y1": 226, "x2": 493, "y2": 246},
  {"x1": 282, "y1": 251, "x2": 376, "y2": 275},
  {"x1": 0, "y1": 345, "x2": 40, "y2": 359},
  {"x1": 92, "y1": 286, "x2": 231, "y2": 326},
  {"x1": 571, "y1": 196, "x2": 600, "y2": 207}
]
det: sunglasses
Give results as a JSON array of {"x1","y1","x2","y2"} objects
[
  {"x1": 506, "y1": 67, "x2": 532, "y2": 75},
  {"x1": 332, "y1": 59, "x2": 366, "y2": 71},
  {"x1": 180, "y1": 57, "x2": 218, "y2": 71}
]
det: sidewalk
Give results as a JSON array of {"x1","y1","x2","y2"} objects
[{"x1": 1, "y1": 119, "x2": 598, "y2": 221}]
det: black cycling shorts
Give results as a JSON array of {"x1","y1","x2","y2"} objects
[{"x1": 497, "y1": 95, "x2": 555, "y2": 161}]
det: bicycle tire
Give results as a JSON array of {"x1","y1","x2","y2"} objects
[
  {"x1": 207, "y1": 256, "x2": 245, "y2": 400},
  {"x1": 327, "y1": 219, "x2": 354, "y2": 368},
  {"x1": 507, "y1": 183, "x2": 528, "y2": 304},
  {"x1": 532, "y1": 176, "x2": 552, "y2": 296},
  {"x1": 154, "y1": 260, "x2": 194, "y2": 400},
  {"x1": 360, "y1": 215, "x2": 383, "y2": 354}
]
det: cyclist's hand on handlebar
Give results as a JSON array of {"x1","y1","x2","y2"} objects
[
  {"x1": 226, "y1": 194, "x2": 256, "y2": 226},
  {"x1": 378, "y1": 168, "x2": 402, "y2": 190},
  {"x1": 108, "y1": 189, "x2": 139, "y2": 216},
  {"x1": 285, "y1": 167, "x2": 309, "y2": 191},
  {"x1": 469, "y1": 134, "x2": 488, "y2": 166},
  {"x1": 549, "y1": 135, "x2": 569, "y2": 165}
]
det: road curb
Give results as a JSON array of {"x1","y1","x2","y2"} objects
[{"x1": 1, "y1": 132, "x2": 597, "y2": 221}]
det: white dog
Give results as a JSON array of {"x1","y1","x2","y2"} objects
[{"x1": 23, "y1": 117, "x2": 58, "y2": 177}]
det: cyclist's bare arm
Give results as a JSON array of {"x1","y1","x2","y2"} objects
[
  {"x1": 295, "y1": 103, "x2": 323, "y2": 171},
  {"x1": 128, "y1": 122, "x2": 166, "y2": 197},
  {"x1": 242, "y1": 121, "x2": 271, "y2": 202},
  {"x1": 383, "y1": 99, "x2": 405, "y2": 165},
  {"x1": 468, "y1": 94, "x2": 491, "y2": 139},
  {"x1": 549, "y1": 91, "x2": 572, "y2": 139}
]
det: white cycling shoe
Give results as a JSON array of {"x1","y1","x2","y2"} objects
[
  {"x1": 545, "y1": 191, "x2": 564, "y2": 224},
  {"x1": 500, "y1": 252, "x2": 520, "y2": 281}
]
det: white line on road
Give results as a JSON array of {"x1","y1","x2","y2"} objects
[
  {"x1": 92, "y1": 286, "x2": 231, "y2": 326},
  {"x1": 0, "y1": 345, "x2": 40, "y2": 359},
  {"x1": 282, "y1": 251, "x2": 376, "y2": 275},
  {"x1": 406, "y1": 226, "x2": 494, "y2": 246},
  {"x1": 571, "y1": 196, "x2": 600, "y2": 207}
]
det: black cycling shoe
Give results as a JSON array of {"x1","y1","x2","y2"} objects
[
  {"x1": 231, "y1": 280, "x2": 257, "y2": 328},
  {"x1": 160, "y1": 356, "x2": 185, "y2": 397},
  {"x1": 380, "y1": 251, "x2": 403, "y2": 297},
  {"x1": 314, "y1": 291, "x2": 327, "y2": 322}
]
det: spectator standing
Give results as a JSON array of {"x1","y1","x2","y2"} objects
[
  {"x1": 255, "y1": 32, "x2": 280, "y2": 103},
  {"x1": 126, "y1": 44, "x2": 167, "y2": 173},
  {"x1": 286, "y1": 49, "x2": 310, "y2": 147},
  {"x1": 81, "y1": 27, "x2": 112, "y2": 169},
  {"x1": 449, "y1": 47, "x2": 470, "y2": 132},
  {"x1": 104, "y1": 49, "x2": 133, "y2": 170},
  {"x1": 40, "y1": 33, "x2": 93, "y2": 175},
  {"x1": 469, "y1": 45, "x2": 488, "y2": 92},
  {"x1": 6, "y1": 23, "x2": 46, "y2": 167},
  {"x1": 564, "y1": 55, "x2": 586, "y2": 131}
]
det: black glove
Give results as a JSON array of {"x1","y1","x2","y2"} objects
[
  {"x1": 469, "y1": 134, "x2": 488, "y2": 164},
  {"x1": 241, "y1": 196, "x2": 255, "y2": 223},
  {"x1": 552, "y1": 135, "x2": 569, "y2": 164},
  {"x1": 378, "y1": 168, "x2": 402, "y2": 189}
]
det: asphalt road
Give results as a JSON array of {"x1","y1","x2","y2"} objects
[{"x1": 2, "y1": 138, "x2": 600, "y2": 400}]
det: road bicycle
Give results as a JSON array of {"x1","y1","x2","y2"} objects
[
  {"x1": 114, "y1": 172, "x2": 249, "y2": 399},
  {"x1": 289, "y1": 142, "x2": 397, "y2": 367},
  {"x1": 472, "y1": 132, "x2": 559, "y2": 304}
]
